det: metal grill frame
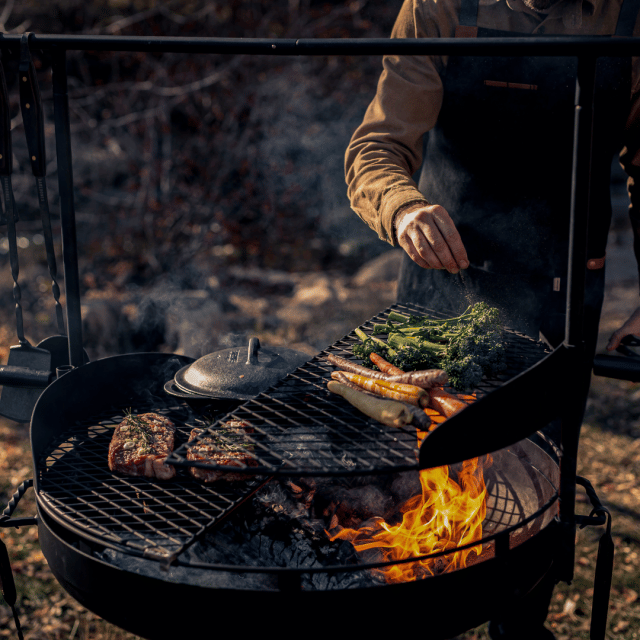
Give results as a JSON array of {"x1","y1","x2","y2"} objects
[{"x1": 35, "y1": 393, "x2": 560, "y2": 575}]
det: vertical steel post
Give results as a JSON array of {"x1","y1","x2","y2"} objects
[
  {"x1": 558, "y1": 54, "x2": 598, "y2": 583},
  {"x1": 51, "y1": 48, "x2": 84, "y2": 368}
]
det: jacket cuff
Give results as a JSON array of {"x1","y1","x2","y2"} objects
[{"x1": 380, "y1": 190, "x2": 429, "y2": 245}]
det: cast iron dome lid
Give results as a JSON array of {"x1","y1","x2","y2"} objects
[{"x1": 171, "y1": 337, "x2": 310, "y2": 401}]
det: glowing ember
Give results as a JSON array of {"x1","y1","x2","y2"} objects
[{"x1": 328, "y1": 455, "x2": 492, "y2": 582}]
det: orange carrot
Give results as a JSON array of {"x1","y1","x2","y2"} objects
[
  {"x1": 428, "y1": 387, "x2": 468, "y2": 418},
  {"x1": 369, "y1": 352, "x2": 404, "y2": 376},
  {"x1": 332, "y1": 371, "x2": 429, "y2": 408}
]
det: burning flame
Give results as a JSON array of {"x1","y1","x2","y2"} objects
[{"x1": 328, "y1": 455, "x2": 492, "y2": 582}]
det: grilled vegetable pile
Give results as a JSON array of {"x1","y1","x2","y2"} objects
[
  {"x1": 352, "y1": 301, "x2": 506, "y2": 391},
  {"x1": 325, "y1": 353, "x2": 472, "y2": 434}
]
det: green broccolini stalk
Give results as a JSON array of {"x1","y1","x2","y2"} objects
[{"x1": 352, "y1": 302, "x2": 506, "y2": 391}]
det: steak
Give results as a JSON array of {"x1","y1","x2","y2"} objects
[
  {"x1": 187, "y1": 420, "x2": 258, "y2": 482},
  {"x1": 108, "y1": 412, "x2": 176, "y2": 480}
]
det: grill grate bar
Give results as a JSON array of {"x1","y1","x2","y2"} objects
[{"x1": 41, "y1": 456, "x2": 231, "y2": 545}]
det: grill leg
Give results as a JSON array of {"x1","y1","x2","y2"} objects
[{"x1": 488, "y1": 567, "x2": 557, "y2": 639}]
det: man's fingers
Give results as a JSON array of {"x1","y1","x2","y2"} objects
[
  {"x1": 606, "y1": 306, "x2": 640, "y2": 351},
  {"x1": 431, "y1": 208, "x2": 469, "y2": 269},
  {"x1": 396, "y1": 204, "x2": 468, "y2": 272},
  {"x1": 400, "y1": 228, "x2": 445, "y2": 270},
  {"x1": 606, "y1": 330, "x2": 624, "y2": 351}
]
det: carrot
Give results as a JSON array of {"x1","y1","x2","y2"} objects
[
  {"x1": 428, "y1": 387, "x2": 468, "y2": 418},
  {"x1": 327, "y1": 381, "x2": 415, "y2": 428},
  {"x1": 408, "y1": 405, "x2": 432, "y2": 430},
  {"x1": 325, "y1": 354, "x2": 392, "y2": 381},
  {"x1": 385, "y1": 369, "x2": 449, "y2": 389},
  {"x1": 333, "y1": 371, "x2": 429, "y2": 408},
  {"x1": 369, "y1": 352, "x2": 404, "y2": 376},
  {"x1": 332, "y1": 371, "x2": 379, "y2": 397}
]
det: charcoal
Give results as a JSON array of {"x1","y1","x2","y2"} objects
[{"x1": 389, "y1": 471, "x2": 422, "y2": 505}]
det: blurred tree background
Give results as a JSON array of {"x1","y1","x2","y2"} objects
[{"x1": 0, "y1": 0, "x2": 402, "y2": 296}]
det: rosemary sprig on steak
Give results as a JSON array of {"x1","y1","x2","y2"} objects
[{"x1": 123, "y1": 408, "x2": 156, "y2": 446}]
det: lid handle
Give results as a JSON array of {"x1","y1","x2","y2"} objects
[{"x1": 246, "y1": 337, "x2": 260, "y2": 365}]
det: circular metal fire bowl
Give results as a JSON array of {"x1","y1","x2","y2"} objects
[{"x1": 38, "y1": 503, "x2": 560, "y2": 639}]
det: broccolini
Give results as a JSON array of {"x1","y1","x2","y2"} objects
[{"x1": 352, "y1": 302, "x2": 506, "y2": 391}]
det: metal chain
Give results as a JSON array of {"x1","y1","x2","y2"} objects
[
  {"x1": 37, "y1": 177, "x2": 65, "y2": 334},
  {"x1": 2, "y1": 176, "x2": 27, "y2": 346}
]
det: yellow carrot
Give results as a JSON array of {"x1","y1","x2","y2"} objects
[{"x1": 333, "y1": 371, "x2": 429, "y2": 407}]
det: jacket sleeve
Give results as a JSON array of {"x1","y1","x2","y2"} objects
[{"x1": 344, "y1": 0, "x2": 458, "y2": 246}]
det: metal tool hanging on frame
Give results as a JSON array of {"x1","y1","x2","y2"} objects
[
  {"x1": 0, "y1": 35, "x2": 84, "y2": 423},
  {"x1": 18, "y1": 34, "x2": 65, "y2": 336}
]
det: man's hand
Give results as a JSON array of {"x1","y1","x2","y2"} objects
[
  {"x1": 607, "y1": 305, "x2": 640, "y2": 351},
  {"x1": 395, "y1": 203, "x2": 469, "y2": 274}
]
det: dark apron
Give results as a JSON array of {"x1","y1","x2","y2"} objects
[{"x1": 397, "y1": 0, "x2": 633, "y2": 346}]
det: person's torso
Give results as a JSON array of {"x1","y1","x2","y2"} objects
[{"x1": 417, "y1": 0, "x2": 634, "y2": 279}]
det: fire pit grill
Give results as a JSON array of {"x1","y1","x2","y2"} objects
[{"x1": 30, "y1": 303, "x2": 557, "y2": 572}]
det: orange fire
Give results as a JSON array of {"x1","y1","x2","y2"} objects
[{"x1": 328, "y1": 455, "x2": 492, "y2": 582}]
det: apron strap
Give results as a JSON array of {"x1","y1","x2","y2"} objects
[
  {"x1": 456, "y1": 0, "x2": 479, "y2": 36},
  {"x1": 458, "y1": 0, "x2": 639, "y2": 36},
  {"x1": 615, "y1": 0, "x2": 640, "y2": 36},
  {"x1": 459, "y1": 0, "x2": 479, "y2": 27}
]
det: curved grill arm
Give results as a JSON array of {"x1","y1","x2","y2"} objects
[
  {"x1": 0, "y1": 479, "x2": 36, "y2": 640},
  {"x1": 0, "y1": 479, "x2": 37, "y2": 529}
]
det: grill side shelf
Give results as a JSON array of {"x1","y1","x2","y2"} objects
[{"x1": 167, "y1": 302, "x2": 550, "y2": 477}]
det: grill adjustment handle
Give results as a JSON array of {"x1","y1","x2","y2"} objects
[
  {"x1": 0, "y1": 51, "x2": 12, "y2": 182},
  {"x1": 0, "y1": 479, "x2": 33, "y2": 640},
  {"x1": 0, "y1": 363, "x2": 52, "y2": 388}
]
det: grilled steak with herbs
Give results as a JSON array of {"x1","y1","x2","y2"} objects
[
  {"x1": 187, "y1": 420, "x2": 257, "y2": 482},
  {"x1": 108, "y1": 412, "x2": 176, "y2": 480}
]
